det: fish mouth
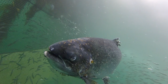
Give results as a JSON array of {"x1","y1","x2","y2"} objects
[
  {"x1": 44, "y1": 51, "x2": 76, "y2": 75},
  {"x1": 44, "y1": 51, "x2": 49, "y2": 57}
]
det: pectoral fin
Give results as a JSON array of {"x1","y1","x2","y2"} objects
[
  {"x1": 102, "y1": 76, "x2": 110, "y2": 84},
  {"x1": 81, "y1": 77, "x2": 97, "y2": 84}
]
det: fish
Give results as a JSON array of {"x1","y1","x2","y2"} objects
[
  {"x1": 29, "y1": 76, "x2": 33, "y2": 84},
  {"x1": 0, "y1": 67, "x2": 8, "y2": 72},
  {"x1": 24, "y1": 76, "x2": 29, "y2": 84},
  {"x1": 7, "y1": 40, "x2": 18, "y2": 46},
  {"x1": 0, "y1": 26, "x2": 5, "y2": 29},
  {"x1": 44, "y1": 37, "x2": 122, "y2": 84},
  {"x1": 16, "y1": 8, "x2": 20, "y2": 12},
  {"x1": 0, "y1": 31, "x2": 6, "y2": 33},
  {"x1": 50, "y1": 4, "x2": 54, "y2": 10},
  {"x1": 10, "y1": 69, "x2": 14, "y2": 76}
]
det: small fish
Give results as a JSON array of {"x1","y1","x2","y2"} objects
[
  {"x1": 32, "y1": 73, "x2": 34, "y2": 78},
  {"x1": 24, "y1": 76, "x2": 29, "y2": 84},
  {"x1": 29, "y1": 77, "x2": 33, "y2": 84},
  {"x1": 10, "y1": 69, "x2": 14, "y2": 76},
  {"x1": 0, "y1": 23, "x2": 6, "y2": 25},
  {"x1": 16, "y1": 8, "x2": 20, "y2": 12},
  {"x1": 35, "y1": 68, "x2": 41, "y2": 72},
  {"x1": 43, "y1": 62, "x2": 48, "y2": 64},
  {"x1": 0, "y1": 31, "x2": 6, "y2": 33},
  {"x1": 7, "y1": 40, "x2": 18, "y2": 46},
  {"x1": 52, "y1": 77, "x2": 58, "y2": 82},
  {"x1": 29, "y1": 68, "x2": 34, "y2": 71},
  {"x1": 0, "y1": 26, "x2": 5, "y2": 29},
  {"x1": 13, "y1": 2, "x2": 15, "y2": 6},
  {"x1": 0, "y1": 67, "x2": 8, "y2": 72},
  {"x1": 36, "y1": 79, "x2": 40, "y2": 84},
  {"x1": 18, "y1": 57, "x2": 23, "y2": 63},
  {"x1": 12, "y1": 78, "x2": 18, "y2": 84},
  {"x1": 160, "y1": 72, "x2": 167, "y2": 76},
  {"x1": 34, "y1": 74, "x2": 42, "y2": 78},
  {"x1": 28, "y1": 24, "x2": 37, "y2": 28},
  {"x1": 37, "y1": 65, "x2": 43, "y2": 68},
  {"x1": 50, "y1": 4, "x2": 54, "y2": 10},
  {"x1": 153, "y1": 62, "x2": 159, "y2": 65}
]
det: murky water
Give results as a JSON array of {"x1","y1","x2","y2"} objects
[{"x1": 0, "y1": 0, "x2": 168, "y2": 84}]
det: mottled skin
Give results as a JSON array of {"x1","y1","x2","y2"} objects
[{"x1": 44, "y1": 37, "x2": 122, "y2": 84}]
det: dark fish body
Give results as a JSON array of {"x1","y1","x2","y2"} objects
[{"x1": 44, "y1": 37, "x2": 122, "y2": 84}]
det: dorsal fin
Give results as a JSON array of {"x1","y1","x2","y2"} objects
[{"x1": 113, "y1": 38, "x2": 121, "y2": 46}]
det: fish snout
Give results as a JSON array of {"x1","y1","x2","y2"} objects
[{"x1": 44, "y1": 51, "x2": 48, "y2": 57}]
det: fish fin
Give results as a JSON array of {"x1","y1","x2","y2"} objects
[
  {"x1": 113, "y1": 38, "x2": 121, "y2": 46},
  {"x1": 81, "y1": 77, "x2": 97, "y2": 84},
  {"x1": 102, "y1": 76, "x2": 110, "y2": 84},
  {"x1": 59, "y1": 72, "x2": 67, "y2": 76}
]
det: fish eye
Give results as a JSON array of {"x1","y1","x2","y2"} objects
[
  {"x1": 49, "y1": 47, "x2": 54, "y2": 51},
  {"x1": 70, "y1": 56, "x2": 76, "y2": 61}
]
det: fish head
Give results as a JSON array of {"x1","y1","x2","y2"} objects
[{"x1": 44, "y1": 40, "x2": 91, "y2": 76}]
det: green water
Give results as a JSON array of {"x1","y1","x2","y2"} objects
[{"x1": 0, "y1": 0, "x2": 168, "y2": 84}]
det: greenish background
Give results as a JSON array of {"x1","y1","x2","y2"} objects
[{"x1": 0, "y1": 0, "x2": 168, "y2": 84}]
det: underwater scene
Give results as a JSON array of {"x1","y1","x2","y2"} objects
[{"x1": 0, "y1": 0, "x2": 168, "y2": 84}]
